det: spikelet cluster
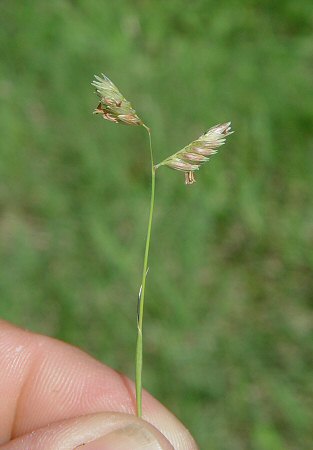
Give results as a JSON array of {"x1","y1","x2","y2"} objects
[
  {"x1": 155, "y1": 122, "x2": 233, "y2": 184},
  {"x1": 92, "y1": 74, "x2": 142, "y2": 126}
]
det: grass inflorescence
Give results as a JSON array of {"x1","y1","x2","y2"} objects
[{"x1": 92, "y1": 73, "x2": 233, "y2": 418}]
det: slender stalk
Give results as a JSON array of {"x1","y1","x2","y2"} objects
[{"x1": 135, "y1": 124, "x2": 155, "y2": 417}]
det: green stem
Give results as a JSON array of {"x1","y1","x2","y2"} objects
[{"x1": 135, "y1": 124, "x2": 155, "y2": 417}]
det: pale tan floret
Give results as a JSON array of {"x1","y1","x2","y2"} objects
[{"x1": 155, "y1": 122, "x2": 233, "y2": 184}]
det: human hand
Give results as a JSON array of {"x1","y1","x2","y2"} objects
[{"x1": 0, "y1": 320, "x2": 198, "y2": 449}]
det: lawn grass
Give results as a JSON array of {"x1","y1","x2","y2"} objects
[{"x1": 1, "y1": 1, "x2": 313, "y2": 448}]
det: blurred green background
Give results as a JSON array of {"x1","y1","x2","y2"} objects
[{"x1": 1, "y1": 1, "x2": 313, "y2": 448}]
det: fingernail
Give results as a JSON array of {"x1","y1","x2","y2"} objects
[{"x1": 82, "y1": 423, "x2": 163, "y2": 450}]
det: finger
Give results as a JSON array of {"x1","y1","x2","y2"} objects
[
  {"x1": 0, "y1": 321, "x2": 198, "y2": 449},
  {"x1": 1, "y1": 412, "x2": 175, "y2": 450}
]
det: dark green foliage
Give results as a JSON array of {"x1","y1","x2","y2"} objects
[{"x1": 0, "y1": 1, "x2": 312, "y2": 448}]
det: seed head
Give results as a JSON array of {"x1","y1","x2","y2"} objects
[
  {"x1": 92, "y1": 74, "x2": 143, "y2": 126},
  {"x1": 155, "y1": 122, "x2": 233, "y2": 184}
]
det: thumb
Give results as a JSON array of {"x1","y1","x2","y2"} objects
[{"x1": 3, "y1": 412, "x2": 175, "y2": 450}]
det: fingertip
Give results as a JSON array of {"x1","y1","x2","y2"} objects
[
  {"x1": 0, "y1": 320, "x2": 199, "y2": 449},
  {"x1": 3, "y1": 413, "x2": 175, "y2": 450}
]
